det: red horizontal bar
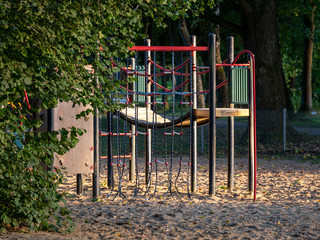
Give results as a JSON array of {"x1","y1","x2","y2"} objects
[
  {"x1": 129, "y1": 46, "x2": 208, "y2": 52},
  {"x1": 100, "y1": 155, "x2": 131, "y2": 159},
  {"x1": 217, "y1": 63, "x2": 250, "y2": 67},
  {"x1": 100, "y1": 132, "x2": 133, "y2": 136}
]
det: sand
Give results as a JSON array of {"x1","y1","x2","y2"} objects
[{"x1": 1, "y1": 157, "x2": 320, "y2": 239}]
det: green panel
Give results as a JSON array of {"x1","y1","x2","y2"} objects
[
  {"x1": 137, "y1": 65, "x2": 145, "y2": 102},
  {"x1": 231, "y1": 67, "x2": 248, "y2": 104}
]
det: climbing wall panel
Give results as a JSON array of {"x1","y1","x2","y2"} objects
[{"x1": 52, "y1": 101, "x2": 94, "y2": 174}]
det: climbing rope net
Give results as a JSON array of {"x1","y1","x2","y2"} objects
[
  {"x1": 98, "y1": 47, "x2": 209, "y2": 199},
  {"x1": 97, "y1": 43, "x2": 256, "y2": 200}
]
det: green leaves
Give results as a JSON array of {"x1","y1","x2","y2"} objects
[
  {"x1": 0, "y1": 0, "x2": 210, "y2": 233},
  {"x1": 24, "y1": 77, "x2": 32, "y2": 85},
  {"x1": 0, "y1": 213, "x2": 11, "y2": 225}
]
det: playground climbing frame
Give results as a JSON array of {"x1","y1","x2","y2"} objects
[{"x1": 53, "y1": 33, "x2": 256, "y2": 201}]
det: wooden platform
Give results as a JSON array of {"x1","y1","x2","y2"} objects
[
  {"x1": 194, "y1": 108, "x2": 250, "y2": 118},
  {"x1": 118, "y1": 107, "x2": 249, "y2": 129}
]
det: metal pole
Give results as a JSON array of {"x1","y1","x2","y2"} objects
[
  {"x1": 93, "y1": 111, "x2": 100, "y2": 198},
  {"x1": 227, "y1": 36, "x2": 234, "y2": 191},
  {"x1": 190, "y1": 35, "x2": 198, "y2": 192},
  {"x1": 130, "y1": 58, "x2": 136, "y2": 182},
  {"x1": 144, "y1": 39, "x2": 152, "y2": 185},
  {"x1": 248, "y1": 55, "x2": 255, "y2": 194},
  {"x1": 208, "y1": 33, "x2": 216, "y2": 196},
  {"x1": 107, "y1": 111, "x2": 114, "y2": 189},
  {"x1": 48, "y1": 108, "x2": 54, "y2": 171},
  {"x1": 93, "y1": 54, "x2": 100, "y2": 198},
  {"x1": 283, "y1": 108, "x2": 287, "y2": 152},
  {"x1": 77, "y1": 174, "x2": 83, "y2": 195},
  {"x1": 201, "y1": 126, "x2": 204, "y2": 155}
]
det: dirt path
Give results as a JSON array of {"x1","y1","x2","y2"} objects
[
  {"x1": 293, "y1": 126, "x2": 320, "y2": 136},
  {"x1": 1, "y1": 157, "x2": 320, "y2": 239}
]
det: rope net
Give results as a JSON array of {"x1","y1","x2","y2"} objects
[{"x1": 98, "y1": 44, "x2": 253, "y2": 200}]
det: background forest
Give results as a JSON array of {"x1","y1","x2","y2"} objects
[
  {"x1": 0, "y1": 0, "x2": 319, "y2": 232},
  {"x1": 142, "y1": 0, "x2": 320, "y2": 113}
]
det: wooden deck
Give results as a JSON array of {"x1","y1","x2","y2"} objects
[
  {"x1": 118, "y1": 107, "x2": 249, "y2": 129},
  {"x1": 194, "y1": 108, "x2": 249, "y2": 118}
]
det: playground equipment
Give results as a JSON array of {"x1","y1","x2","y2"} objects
[{"x1": 54, "y1": 33, "x2": 257, "y2": 200}]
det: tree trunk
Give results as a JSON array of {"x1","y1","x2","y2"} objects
[
  {"x1": 179, "y1": 19, "x2": 205, "y2": 108},
  {"x1": 201, "y1": 0, "x2": 296, "y2": 144},
  {"x1": 202, "y1": 0, "x2": 293, "y2": 111},
  {"x1": 196, "y1": 59, "x2": 206, "y2": 108},
  {"x1": 240, "y1": 0, "x2": 292, "y2": 111},
  {"x1": 168, "y1": 20, "x2": 179, "y2": 46},
  {"x1": 179, "y1": 19, "x2": 191, "y2": 46},
  {"x1": 179, "y1": 19, "x2": 190, "y2": 103},
  {"x1": 300, "y1": 0, "x2": 316, "y2": 112},
  {"x1": 215, "y1": 25, "x2": 228, "y2": 107}
]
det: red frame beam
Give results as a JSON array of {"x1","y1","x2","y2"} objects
[{"x1": 129, "y1": 46, "x2": 208, "y2": 52}]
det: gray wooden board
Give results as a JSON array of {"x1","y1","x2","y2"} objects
[{"x1": 52, "y1": 101, "x2": 94, "y2": 174}]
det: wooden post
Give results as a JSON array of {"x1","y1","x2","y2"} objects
[
  {"x1": 190, "y1": 35, "x2": 198, "y2": 192},
  {"x1": 227, "y1": 36, "x2": 234, "y2": 191},
  {"x1": 201, "y1": 126, "x2": 204, "y2": 155},
  {"x1": 77, "y1": 174, "x2": 83, "y2": 195},
  {"x1": 93, "y1": 103, "x2": 100, "y2": 197},
  {"x1": 107, "y1": 111, "x2": 114, "y2": 189},
  {"x1": 208, "y1": 33, "x2": 216, "y2": 196},
  {"x1": 283, "y1": 108, "x2": 287, "y2": 152},
  {"x1": 144, "y1": 39, "x2": 152, "y2": 185},
  {"x1": 93, "y1": 52, "x2": 100, "y2": 198},
  {"x1": 130, "y1": 58, "x2": 136, "y2": 182},
  {"x1": 248, "y1": 55, "x2": 255, "y2": 195}
]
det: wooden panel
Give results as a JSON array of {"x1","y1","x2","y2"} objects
[
  {"x1": 194, "y1": 108, "x2": 249, "y2": 118},
  {"x1": 52, "y1": 101, "x2": 94, "y2": 174}
]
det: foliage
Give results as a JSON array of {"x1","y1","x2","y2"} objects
[
  {"x1": 0, "y1": 0, "x2": 212, "y2": 232},
  {"x1": 278, "y1": 0, "x2": 320, "y2": 111},
  {"x1": 0, "y1": 129, "x2": 76, "y2": 232}
]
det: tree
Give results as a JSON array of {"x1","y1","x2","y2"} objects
[
  {"x1": 278, "y1": 0, "x2": 319, "y2": 112},
  {"x1": 300, "y1": 0, "x2": 318, "y2": 112},
  {"x1": 202, "y1": 0, "x2": 293, "y2": 111},
  {"x1": 179, "y1": 19, "x2": 206, "y2": 108},
  {"x1": 212, "y1": 2, "x2": 229, "y2": 108},
  {"x1": 0, "y1": 0, "x2": 202, "y2": 231}
]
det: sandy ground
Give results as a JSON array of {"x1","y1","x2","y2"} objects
[{"x1": 1, "y1": 157, "x2": 320, "y2": 239}]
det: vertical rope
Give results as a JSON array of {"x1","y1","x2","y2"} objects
[
  {"x1": 169, "y1": 51, "x2": 175, "y2": 196},
  {"x1": 122, "y1": 58, "x2": 129, "y2": 197},
  {"x1": 187, "y1": 50, "x2": 192, "y2": 197},
  {"x1": 112, "y1": 57, "x2": 126, "y2": 200},
  {"x1": 117, "y1": 57, "x2": 130, "y2": 199},
  {"x1": 153, "y1": 52, "x2": 159, "y2": 198},
  {"x1": 145, "y1": 50, "x2": 157, "y2": 198},
  {"x1": 133, "y1": 51, "x2": 140, "y2": 198},
  {"x1": 175, "y1": 51, "x2": 184, "y2": 194},
  {"x1": 106, "y1": 101, "x2": 114, "y2": 198},
  {"x1": 144, "y1": 41, "x2": 151, "y2": 191}
]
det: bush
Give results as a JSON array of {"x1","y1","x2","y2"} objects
[
  {"x1": 0, "y1": 0, "x2": 207, "y2": 232},
  {"x1": 0, "y1": 123, "x2": 80, "y2": 232}
]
